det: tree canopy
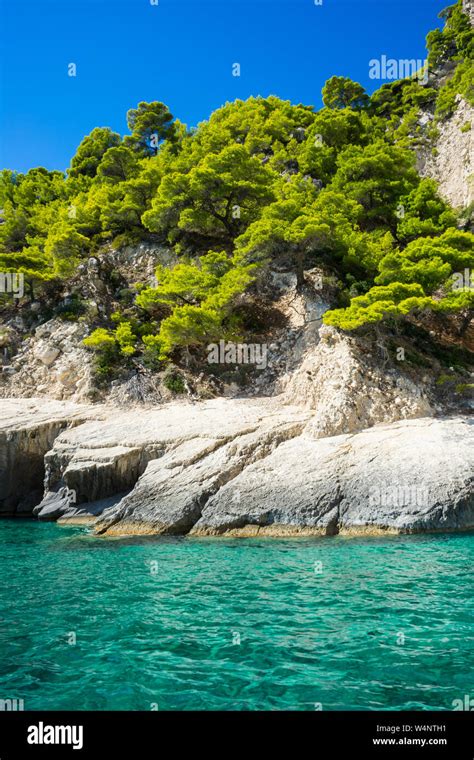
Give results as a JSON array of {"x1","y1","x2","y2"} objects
[
  {"x1": 1, "y1": 1, "x2": 472, "y2": 367},
  {"x1": 69, "y1": 128, "x2": 121, "y2": 178},
  {"x1": 125, "y1": 101, "x2": 176, "y2": 155},
  {"x1": 322, "y1": 77, "x2": 369, "y2": 110}
]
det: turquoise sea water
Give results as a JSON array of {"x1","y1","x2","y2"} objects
[{"x1": 0, "y1": 520, "x2": 472, "y2": 711}]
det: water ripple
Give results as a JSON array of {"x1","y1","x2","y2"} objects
[{"x1": 0, "y1": 522, "x2": 472, "y2": 710}]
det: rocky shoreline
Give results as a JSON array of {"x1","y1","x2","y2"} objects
[{"x1": 1, "y1": 397, "x2": 472, "y2": 538}]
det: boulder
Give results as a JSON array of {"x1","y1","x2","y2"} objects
[{"x1": 33, "y1": 342, "x2": 60, "y2": 366}]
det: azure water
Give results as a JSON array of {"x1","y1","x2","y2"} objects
[{"x1": 0, "y1": 520, "x2": 472, "y2": 711}]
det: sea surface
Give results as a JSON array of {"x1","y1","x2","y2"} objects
[{"x1": 0, "y1": 520, "x2": 472, "y2": 711}]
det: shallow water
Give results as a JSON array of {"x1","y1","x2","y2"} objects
[{"x1": 0, "y1": 520, "x2": 472, "y2": 710}]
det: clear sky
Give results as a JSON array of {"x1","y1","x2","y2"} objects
[{"x1": 0, "y1": 0, "x2": 447, "y2": 173}]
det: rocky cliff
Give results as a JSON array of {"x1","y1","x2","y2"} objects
[
  {"x1": 0, "y1": 5, "x2": 472, "y2": 538},
  {"x1": 0, "y1": 239, "x2": 472, "y2": 536},
  {"x1": 1, "y1": 397, "x2": 472, "y2": 537},
  {"x1": 417, "y1": 95, "x2": 473, "y2": 209}
]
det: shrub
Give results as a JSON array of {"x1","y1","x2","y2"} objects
[{"x1": 163, "y1": 370, "x2": 186, "y2": 394}]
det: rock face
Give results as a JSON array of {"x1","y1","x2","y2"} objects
[
  {"x1": 417, "y1": 96, "x2": 473, "y2": 210},
  {"x1": 280, "y1": 325, "x2": 432, "y2": 438},
  {"x1": 96, "y1": 415, "x2": 473, "y2": 537},
  {"x1": 0, "y1": 320, "x2": 95, "y2": 402},
  {"x1": 29, "y1": 398, "x2": 309, "y2": 527},
  {"x1": 414, "y1": 2, "x2": 474, "y2": 209},
  {"x1": 1, "y1": 398, "x2": 471, "y2": 537},
  {"x1": 191, "y1": 416, "x2": 474, "y2": 537},
  {"x1": 463, "y1": 0, "x2": 473, "y2": 25},
  {"x1": 34, "y1": 489, "x2": 127, "y2": 524},
  {"x1": 0, "y1": 399, "x2": 102, "y2": 515},
  {"x1": 93, "y1": 400, "x2": 310, "y2": 535},
  {"x1": 0, "y1": 242, "x2": 177, "y2": 404}
]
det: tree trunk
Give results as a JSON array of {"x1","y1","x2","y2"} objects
[{"x1": 295, "y1": 250, "x2": 305, "y2": 290}]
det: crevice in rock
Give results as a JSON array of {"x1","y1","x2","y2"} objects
[
  {"x1": 180, "y1": 422, "x2": 310, "y2": 532},
  {"x1": 0, "y1": 418, "x2": 91, "y2": 516},
  {"x1": 35, "y1": 443, "x2": 169, "y2": 521}
]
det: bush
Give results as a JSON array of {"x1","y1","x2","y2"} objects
[{"x1": 163, "y1": 370, "x2": 186, "y2": 394}]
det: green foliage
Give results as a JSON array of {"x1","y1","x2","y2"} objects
[
  {"x1": 163, "y1": 370, "x2": 186, "y2": 394},
  {"x1": 322, "y1": 77, "x2": 369, "y2": 110},
  {"x1": 3, "y1": 0, "x2": 471, "y2": 360},
  {"x1": 329, "y1": 141, "x2": 419, "y2": 228},
  {"x1": 44, "y1": 224, "x2": 91, "y2": 276},
  {"x1": 455, "y1": 382, "x2": 474, "y2": 394},
  {"x1": 427, "y1": 1, "x2": 473, "y2": 67},
  {"x1": 142, "y1": 144, "x2": 276, "y2": 251},
  {"x1": 183, "y1": 95, "x2": 314, "y2": 169},
  {"x1": 96, "y1": 146, "x2": 140, "y2": 183},
  {"x1": 83, "y1": 328, "x2": 117, "y2": 351},
  {"x1": 0, "y1": 168, "x2": 67, "y2": 253},
  {"x1": 367, "y1": 3, "x2": 472, "y2": 130},
  {"x1": 376, "y1": 229, "x2": 474, "y2": 291},
  {"x1": 435, "y1": 60, "x2": 474, "y2": 117},
  {"x1": 369, "y1": 79, "x2": 437, "y2": 120},
  {"x1": 83, "y1": 328, "x2": 122, "y2": 381},
  {"x1": 432, "y1": 288, "x2": 474, "y2": 312},
  {"x1": 396, "y1": 179, "x2": 457, "y2": 242},
  {"x1": 137, "y1": 251, "x2": 256, "y2": 359},
  {"x1": 324, "y1": 282, "x2": 434, "y2": 330},
  {"x1": 236, "y1": 177, "x2": 375, "y2": 286},
  {"x1": 115, "y1": 321, "x2": 137, "y2": 356},
  {"x1": 425, "y1": 1, "x2": 474, "y2": 118},
  {"x1": 68, "y1": 128, "x2": 121, "y2": 178},
  {"x1": 151, "y1": 305, "x2": 224, "y2": 360},
  {"x1": 297, "y1": 108, "x2": 370, "y2": 183},
  {"x1": 83, "y1": 319, "x2": 139, "y2": 380},
  {"x1": 0, "y1": 245, "x2": 54, "y2": 298},
  {"x1": 125, "y1": 101, "x2": 175, "y2": 155},
  {"x1": 325, "y1": 228, "x2": 474, "y2": 329},
  {"x1": 0, "y1": 167, "x2": 96, "y2": 297}
]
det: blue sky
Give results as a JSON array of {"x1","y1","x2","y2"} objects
[{"x1": 0, "y1": 0, "x2": 446, "y2": 173}]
